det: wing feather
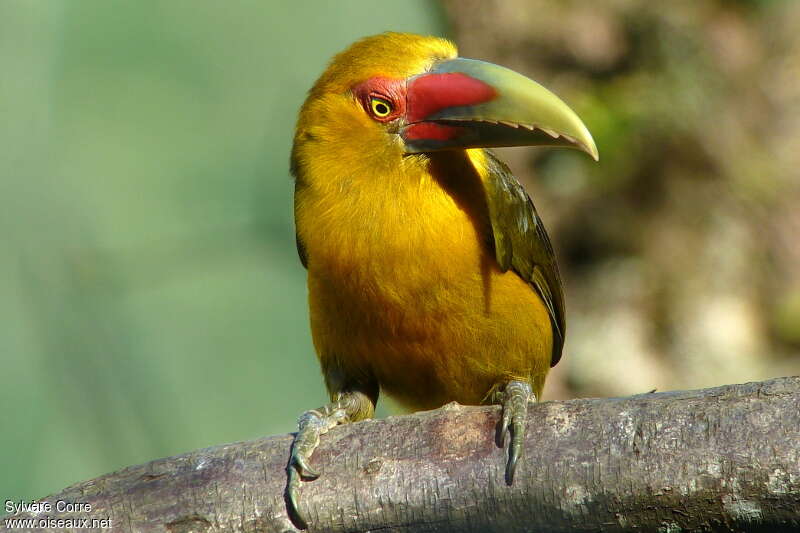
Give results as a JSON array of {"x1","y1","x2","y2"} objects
[
  {"x1": 480, "y1": 150, "x2": 566, "y2": 367},
  {"x1": 292, "y1": 150, "x2": 309, "y2": 269}
]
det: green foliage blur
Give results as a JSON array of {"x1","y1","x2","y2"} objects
[{"x1": 0, "y1": 0, "x2": 445, "y2": 504}]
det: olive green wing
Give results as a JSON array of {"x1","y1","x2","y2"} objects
[
  {"x1": 291, "y1": 152, "x2": 309, "y2": 269},
  {"x1": 480, "y1": 150, "x2": 565, "y2": 367},
  {"x1": 295, "y1": 229, "x2": 308, "y2": 269}
]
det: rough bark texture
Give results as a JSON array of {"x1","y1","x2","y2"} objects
[{"x1": 3, "y1": 377, "x2": 799, "y2": 533}]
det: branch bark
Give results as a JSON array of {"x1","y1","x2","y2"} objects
[{"x1": 3, "y1": 377, "x2": 799, "y2": 532}]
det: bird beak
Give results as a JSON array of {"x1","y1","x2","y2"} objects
[{"x1": 402, "y1": 58, "x2": 598, "y2": 161}]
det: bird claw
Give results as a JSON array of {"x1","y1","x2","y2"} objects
[
  {"x1": 291, "y1": 452, "x2": 320, "y2": 480},
  {"x1": 497, "y1": 380, "x2": 534, "y2": 484},
  {"x1": 286, "y1": 465, "x2": 307, "y2": 529},
  {"x1": 286, "y1": 408, "x2": 347, "y2": 528},
  {"x1": 499, "y1": 404, "x2": 512, "y2": 448}
]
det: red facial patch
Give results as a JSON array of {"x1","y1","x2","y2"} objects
[
  {"x1": 406, "y1": 72, "x2": 496, "y2": 123},
  {"x1": 352, "y1": 77, "x2": 406, "y2": 122}
]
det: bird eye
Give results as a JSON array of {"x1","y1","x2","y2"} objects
[{"x1": 369, "y1": 96, "x2": 393, "y2": 118}]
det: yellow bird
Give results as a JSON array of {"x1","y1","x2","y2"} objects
[{"x1": 287, "y1": 32, "x2": 597, "y2": 521}]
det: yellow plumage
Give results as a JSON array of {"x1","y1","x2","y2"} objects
[{"x1": 296, "y1": 145, "x2": 551, "y2": 409}]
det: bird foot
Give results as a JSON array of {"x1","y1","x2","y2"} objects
[
  {"x1": 496, "y1": 380, "x2": 535, "y2": 484},
  {"x1": 286, "y1": 406, "x2": 348, "y2": 528},
  {"x1": 285, "y1": 390, "x2": 375, "y2": 529}
]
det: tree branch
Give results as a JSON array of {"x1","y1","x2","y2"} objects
[{"x1": 3, "y1": 377, "x2": 799, "y2": 532}]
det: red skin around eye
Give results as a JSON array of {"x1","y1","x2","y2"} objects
[
  {"x1": 352, "y1": 72, "x2": 495, "y2": 139},
  {"x1": 352, "y1": 77, "x2": 406, "y2": 122}
]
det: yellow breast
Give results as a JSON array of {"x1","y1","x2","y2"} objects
[{"x1": 295, "y1": 150, "x2": 552, "y2": 409}]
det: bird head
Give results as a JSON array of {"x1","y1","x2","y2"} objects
[{"x1": 292, "y1": 32, "x2": 597, "y2": 181}]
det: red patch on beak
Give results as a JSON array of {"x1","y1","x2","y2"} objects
[
  {"x1": 407, "y1": 73, "x2": 496, "y2": 123},
  {"x1": 403, "y1": 122, "x2": 465, "y2": 141}
]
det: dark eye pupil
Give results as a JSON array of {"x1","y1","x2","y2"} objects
[{"x1": 376, "y1": 102, "x2": 388, "y2": 115}]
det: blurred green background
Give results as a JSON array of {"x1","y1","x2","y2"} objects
[
  {"x1": 2, "y1": 0, "x2": 799, "y2": 506},
  {"x1": 1, "y1": 0, "x2": 444, "y2": 505}
]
